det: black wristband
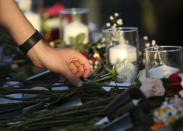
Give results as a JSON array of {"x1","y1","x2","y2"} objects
[{"x1": 19, "y1": 30, "x2": 43, "y2": 55}]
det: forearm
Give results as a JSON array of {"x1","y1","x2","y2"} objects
[{"x1": 0, "y1": 0, "x2": 35, "y2": 45}]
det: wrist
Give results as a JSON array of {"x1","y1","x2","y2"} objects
[
  {"x1": 27, "y1": 40, "x2": 51, "y2": 67},
  {"x1": 18, "y1": 30, "x2": 43, "y2": 55}
]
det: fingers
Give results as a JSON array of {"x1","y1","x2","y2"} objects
[
  {"x1": 63, "y1": 68, "x2": 83, "y2": 87},
  {"x1": 69, "y1": 59, "x2": 89, "y2": 78},
  {"x1": 83, "y1": 63, "x2": 90, "y2": 78},
  {"x1": 77, "y1": 58, "x2": 90, "y2": 78},
  {"x1": 69, "y1": 63, "x2": 77, "y2": 74}
]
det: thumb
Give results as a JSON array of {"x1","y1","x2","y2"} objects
[{"x1": 63, "y1": 69, "x2": 83, "y2": 87}]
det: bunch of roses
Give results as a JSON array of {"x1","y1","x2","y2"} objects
[
  {"x1": 139, "y1": 71, "x2": 183, "y2": 99},
  {"x1": 138, "y1": 70, "x2": 183, "y2": 131}
]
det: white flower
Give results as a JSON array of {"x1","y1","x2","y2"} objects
[
  {"x1": 143, "y1": 36, "x2": 148, "y2": 40},
  {"x1": 114, "y1": 12, "x2": 119, "y2": 17},
  {"x1": 178, "y1": 73, "x2": 183, "y2": 87},
  {"x1": 140, "y1": 78, "x2": 165, "y2": 98},
  {"x1": 112, "y1": 24, "x2": 117, "y2": 28},
  {"x1": 145, "y1": 43, "x2": 150, "y2": 47},
  {"x1": 114, "y1": 60, "x2": 136, "y2": 83},
  {"x1": 151, "y1": 40, "x2": 156, "y2": 46},
  {"x1": 137, "y1": 69, "x2": 146, "y2": 83},
  {"x1": 179, "y1": 90, "x2": 183, "y2": 98},
  {"x1": 106, "y1": 23, "x2": 110, "y2": 27},
  {"x1": 109, "y1": 16, "x2": 114, "y2": 20},
  {"x1": 169, "y1": 95, "x2": 183, "y2": 107},
  {"x1": 116, "y1": 19, "x2": 123, "y2": 25}
]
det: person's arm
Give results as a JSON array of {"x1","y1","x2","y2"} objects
[{"x1": 0, "y1": 0, "x2": 90, "y2": 87}]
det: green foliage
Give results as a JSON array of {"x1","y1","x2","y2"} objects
[
  {"x1": 55, "y1": 33, "x2": 93, "y2": 52},
  {"x1": 69, "y1": 33, "x2": 86, "y2": 52}
]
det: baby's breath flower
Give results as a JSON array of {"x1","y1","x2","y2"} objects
[
  {"x1": 116, "y1": 19, "x2": 123, "y2": 25},
  {"x1": 145, "y1": 43, "x2": 150, "y2": 47},
  {"x1": 112, "y1": 24, "x2": 117, "y2": 28},
  {"x1": 152, "y1": 40, "x2": 156, "y2": 46},
  {"x1": 143, "y1": 36, "x2": 148, "y2": 41},
  {"x1": 114, "y1": 12, "x2": 119, "y2": 17},
  {"x1": 109, "y1": 16, "x2": 114, "y2": 20},
  {"x1": 106, "y1": 23, "x2": 110, "y2": 27}
]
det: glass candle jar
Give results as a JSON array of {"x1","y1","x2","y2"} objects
[
  {"x1": 60, "y1": 8, "x2": 89, "y2": 45},
  {"x1": 104, "y1": 27, "x2": 139, "y2": 67},
  {"x1": 145, "y1": 46, "x2": 183, "y2": 79}
]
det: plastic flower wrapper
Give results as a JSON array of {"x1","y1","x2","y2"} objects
[
  {"x1": 138, "y1": 65, "x2": 180, "y2": 83},
  {"x1": 149, "y1": 65, "x2": 179, "y2": 80},
  {"x1": 113, "y1": 59, "x2": 136, "y2": 83}
]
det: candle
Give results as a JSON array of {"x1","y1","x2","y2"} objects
[
  {"x1": 24, "y1": 11, "x2": 41, "y2": 32},
  {"x1": 63, "y1": 21, "x2": 89, "y2": 45},
  {"x1": 109, "y1": 44, "x2": 136, "y2": 64}
]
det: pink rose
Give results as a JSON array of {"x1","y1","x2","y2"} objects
[{"x1": 140, "y1": 78, "x2": 165, "y2": 98}]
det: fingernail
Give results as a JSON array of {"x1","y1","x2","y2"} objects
[{"x1": 77, "y1": 81, "x2": 83, "y2": 87}]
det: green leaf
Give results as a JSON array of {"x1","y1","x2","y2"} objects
[
  {"x1": 76, "y1": 33, "x2": 85, "y2": 44},
  {"x1": 69, "y1": 36, "x2": 77, "y2": 45},
  {"x1": 57, "y1": 40, "x2": 66, "y2": 48},
  {"x1": 104, "y1": 65, "x2": 115, "y2": 75}
]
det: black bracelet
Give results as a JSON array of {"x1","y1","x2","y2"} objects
[{"x1": 19, "y1": 30, "x2": 43, "y2": 55}]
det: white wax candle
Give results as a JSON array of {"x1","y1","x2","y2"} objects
[
  {"x1": 24, "y1": 11, "x2": 42, "y2": 32},
  {"x1": 63, "y1": 21, "x2": 89, "y2": 45},
  {"x1": 109, "y1": 44, "x2": 136, "y2": 64},
  {"x1": 149, "y1": 64, "x2": 179, "y2": 79}
]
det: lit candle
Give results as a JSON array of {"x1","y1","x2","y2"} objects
[
  {"x1": 24, "y1": 11, "x2": 42, "y2": 32},
  {"x1": 63, "y1": 21, "x2": 89, "y2": 45},
  {"x1": 109, "y1": 44, "x2": 136, "y2": 64}
]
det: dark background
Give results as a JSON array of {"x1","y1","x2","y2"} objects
[{"x1": 42, "y1": 0, "x2": 183, "y2": 46}]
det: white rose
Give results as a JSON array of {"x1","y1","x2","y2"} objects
[
  {"x1": 140, "y1": 78, "x2": 165, "y2": 98},
  {"x1": 114, "y1": 60, "x2": 136, "y2": 83}
]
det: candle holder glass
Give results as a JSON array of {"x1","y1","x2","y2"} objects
[
  {"x1": 60, "y1": 8, "x2": 89, "y2": 45},
  {"x1": 104, "y1": 27, "x2": 139, "y2": 68},
  {"x1": 145, "y1": 46, "x2": 183, "y2": 78}
]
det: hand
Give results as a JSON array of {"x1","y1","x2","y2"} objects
[{"x1": 27, "y1": 41, "x2": 90, "y2": 87}]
